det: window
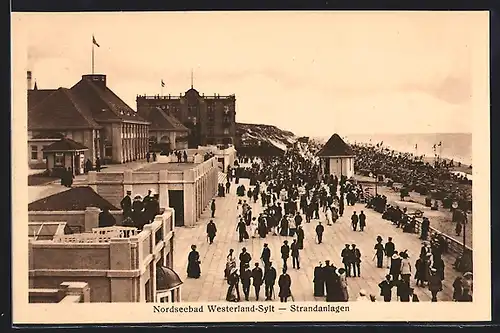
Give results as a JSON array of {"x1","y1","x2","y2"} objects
[
  {"x1": 208, "y1": 126, "x2": 215, "y2": 136},
  {"x1": 223, "y1": 128, "x2": 230, "y2": 135},
  {"x1": 224, "y1": 105, "x2": 230, "y2": 114},
  {"x1": 30, "y1": 145, "x2": 38, "y2": 160},
  {"x1": 55, "y1": 153, "x2": 64, "y2": 166}
]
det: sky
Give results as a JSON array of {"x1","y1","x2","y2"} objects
[{"x1": 15, "y1": 11, "x2": 488, "y2": 137}]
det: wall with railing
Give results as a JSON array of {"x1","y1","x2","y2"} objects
[
  {"x1": 28, "y1": 208, "x2": 124, "y2": 233},
  {"x1": 29, "y1": 208, "x2": 175, "y2": 302},
  {"x1": 362, "y1": 190, "x2": 473, "y2": 268},
  {"x1": 29, "y1": 282, "x2": 90, "y2": 303}
]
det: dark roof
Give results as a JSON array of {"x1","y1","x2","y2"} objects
[
  {"x1": 31, "y1": 132, "x2": 65, "y2": 140},
  {"x1": 28, "y1": 88, "x2": 100, "y2": 130},
  {"x1": 43, "y1": 137, "x2": 88, "y2": 152},
  {"x1": 28, "y1": 186, "x2": 119, "y2": 211},
  {"x1": 28, "y1": 74, "x2": 150, "y2": 132},
  {"x1": 147, "y1": 107, "x2": 189, "y2": 132},
  {"x1": 317, "y1": 134, "x2": 354, "y2": 157},
  {"x1": 28, "y1": 89, "x2": 57, "y2": 110},
  {"x1": 156, "y1": 266, "x2": 183, "y2": 291},
  {"x1": 70, "y1": 78, "x2": 148, "y2": 123}
]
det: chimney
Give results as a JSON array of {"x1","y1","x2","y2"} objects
[
  {"x1": 82, "y1": 74, "x2": 107, "y2": 89},
  {"x1": 27, "y1": 71, "x2": 32, "y2": 90}
]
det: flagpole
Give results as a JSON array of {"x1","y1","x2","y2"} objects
[{"x1": 92, "y1": 35, "x2": 95, "y2": 74}]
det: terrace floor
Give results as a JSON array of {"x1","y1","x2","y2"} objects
[
  {"x1": 174, "y1": 175, "x2": 466, "y2": 303},
  {"x1": 136, "y1": 162, "x2": 201, "y2": 172}
]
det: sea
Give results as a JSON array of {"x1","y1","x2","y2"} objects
[{"x1": 326, "y1": 133, "x2": 472, "y2": 166}]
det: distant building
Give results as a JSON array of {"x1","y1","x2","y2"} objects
[
  {"x1": 137, "y1": 86, "x2": 237, "y2": 148},
  {"x1": 317, "y1": 133, "x2": 355, "y2": 179},
  {"x1": 28, "y1": 73, "x2": 151, "y2": 167}
]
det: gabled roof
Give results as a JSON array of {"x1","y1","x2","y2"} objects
[
  {"x1": 147, "y1": 107, "x2": 189, "y2": 132},
  {"x1": 43, "y1": 137, "x2": 88, "y2": 152},
  {"x1": 31, "y1": 132, "x2": 65, "y2": 140},
  {"x1": 28, "y1": 89, "x2": 57, "y2": 110},
  {"x1": 28, "y1": 88, "x2": 101, "y2": 130},
  {"x1": 317, "y1": 133, "x2": 354, "y2": 157},
  {"x1": 28, "y1": 186, "x2": 119, "y2": 212},
  {"x1": 70, "y1": 78, "x2": 148, "y2": 123}
]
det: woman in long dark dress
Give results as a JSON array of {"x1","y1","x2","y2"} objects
[
  {"x1": 313, "y1": 262, "x2": 325, "y2": 296},
  {"x1": 296, "y1": 226, "x2": 305, "y2": 249},
  {"x1": 187, "y1": 245, "x2": 201, "y2": 278}
]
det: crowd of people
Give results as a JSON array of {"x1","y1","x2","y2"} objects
[
  {"x1": 352, "y1": 144, "x2": 472, "y2": 212},
  {"x1": 184, "y1": 144, "x2": 473, "y2": 303}
]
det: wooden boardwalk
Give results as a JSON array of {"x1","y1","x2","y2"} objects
[{"x1": 174, "y1": 175, "x2": 463, "y2": 302}]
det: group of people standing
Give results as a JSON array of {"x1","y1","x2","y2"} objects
[
  {"x1": 184, "y1": 145, "x2": 471, "y2": 303},
  {"x1": 119, "y1": 189, "x2": 161, "y2": 230}
]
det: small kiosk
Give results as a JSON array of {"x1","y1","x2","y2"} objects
[{"x1": 43, "y1": 137, "x2": 88, "y2": 177}]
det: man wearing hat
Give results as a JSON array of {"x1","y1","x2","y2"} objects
[
  {"x1": 264, "y1": 262, "x2": 277, "y2": 301},
  {"x1": 261, "y1": 243, "x2": 271, "y2": 267},
  {"x1": 341, "y1": 244, "x2": 353, "y2": 277},
  {"x1": 132, "y1": 195, "x2": 144, "y2": 228},
  {"x1": 206, "y1": 219, "x2": 217, "y2": 244},
  {"x1": 378, "y1": 275, "x2": 394, "y2": 302},
  {"x1": 239, "y1": 248, "x2": 252, "y2": 275},
  {"x1": 251, "y1": 262, "x2": 264, "y2": 301},
  {"x1": 373, "y1": 236, "x2": 385, "y2": 268},
  {"x1": 241, "y1": 263, "x2": 252, "y2": 301},
  {"x1": 120, "y1": 190, "x2": 132, "y2": 219},
  {"x1": 384, "y1": 237, "x2": 396, "y2": 268},
  {"x1": 315, "y1": 221, "x2": 325, "y2": 244},
  {"x1": 278, "y1": 268, "x2": 292, "y2": 302},
  {"x1": 281, "y1": 240, "x2": 290, "y2": 270}
]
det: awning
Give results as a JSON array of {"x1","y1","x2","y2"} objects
[{"x1": 156, "y1": 266, "x2": 183, "y2": 291}]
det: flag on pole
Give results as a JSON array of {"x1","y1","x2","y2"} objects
[
  {"x1": 92, "y1": 35, "x2": 100, "y2": 47},
  {"x1": 161, "y1": 80, "x2": 165, "y2": 88}
]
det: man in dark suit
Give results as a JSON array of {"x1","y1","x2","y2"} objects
[
  {"x1": 261, "y1": 243, "x2": 271, "y2": 267},
  {"x1": 378, "y1": 274, "x2": 394, "y2": 302},
  {"x1": 351, "y1": 244, "x2": 362, "y2": 277},
  {"x1": 241, "y1": 263, "x2": 252, "y2": 301},
  {"x1": 291, "y1": 239, "x2": 300, "y2": 269},
  {"x1": 251, "y1": 262, "x2": 264, "y2": 301},
  {"x1": 316, "y1": 221, "x2": 324, "y2": 244},
  {"x1": 281, "y1": 240, "x2": 290, "y2": 270},
  {"x1": 120, "y1": 190, "x2": 132, "y2": 218},
  {"x1": 341, "y1": 244, "x2": 352, "y2": 277},
  {"x1": 264, "y1": 262, "x2": 277, "y2": 301}
]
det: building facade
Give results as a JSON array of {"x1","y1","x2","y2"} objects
[
  {"x1": 317, "y1": 133, "x2": 355, "y2": 179},
  {"x1": 28, "y1": 73, "x2": 151, "y2": 166},
  {"x1": 29, "y1": 209, "x2": 182, "y2": 303},
  {"x1": 137, "y1": 86, "x2": 237, "y2": 148},
  {"x1": 87, "y1": 156, "x2": 219, "y2": 227},
  {"x1": 136, "y1": 104, "x2": 190, "y2": 152}
]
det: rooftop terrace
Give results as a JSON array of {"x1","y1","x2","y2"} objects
[{"x1": 136, "y1": 162, "x2": 201, "y2": 172}]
